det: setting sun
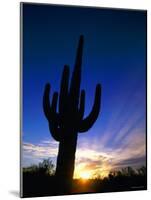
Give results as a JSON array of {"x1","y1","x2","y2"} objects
[{"x1": 80, "y1": 171, "x2": 91, "y2": 179}]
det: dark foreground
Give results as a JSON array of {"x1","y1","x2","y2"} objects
[{"x1": 22, "y1": 169, "x2": 147, "y2": 198}]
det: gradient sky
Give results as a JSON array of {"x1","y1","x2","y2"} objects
[{"x1": 22, "y1": 3, "x2": 146, "y2": 178}]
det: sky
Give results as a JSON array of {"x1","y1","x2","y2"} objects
[{"x1": 22, "y1": 3, "x2": 147, "y2": 178}]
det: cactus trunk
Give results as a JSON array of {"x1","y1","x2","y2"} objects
[{"x1": 55, "y1": 133, "x2": 77, "y2": 180}]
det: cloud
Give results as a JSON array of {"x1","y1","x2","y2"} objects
[
  {"x1": 22, "y1": 140, "x2": 58, "y2": 166},
  {"x1": 73, "y1": 128, "x2": 146, "y2": 177},
  {"x1": 22, "y1": 126, "x2": 146, "y2": 178},
  {"x1": 113, "y1": 155, "x2": 146, "y2": 169}
]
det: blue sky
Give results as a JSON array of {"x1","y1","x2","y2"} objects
[{"x1": 22, "y1": 3, "x2": 146, "y2": 177}]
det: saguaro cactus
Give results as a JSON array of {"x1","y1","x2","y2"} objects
[{"x1": 43, "y1": 35, "x2": 101, "y2": 181}]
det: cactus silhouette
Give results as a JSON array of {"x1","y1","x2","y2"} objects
[{"x1": 43, "y1": 35, "x2": 101, "y2": 181}]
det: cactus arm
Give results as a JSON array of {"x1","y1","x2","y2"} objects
[
  {"x1": 43, "y1": 84, "x2": 61, "y2": 141},
  {"x1": 43, "y1": 83, "x2": 52, "y2": 120},
  {"x1": 59, "y1": 65, "x2": 69, "y2": 114},
  {"x1": 49, "y1": 123, "x2": 61, "y2": 142},
  {"x1": 79, "y1": 84, "x2": 101, "y2": 132},
  {"x1": 51, "y1": 92, "x2": 58, "y2": 115},
  {"x1": 78, "y1": 89, "x2": 85, "y2": 120},
  {"x1": 48, "y1": 91, "x2": 61, "y2": 141},
  {"x1": 43, "y1": 84, "x2": 59, "y2": 120}
]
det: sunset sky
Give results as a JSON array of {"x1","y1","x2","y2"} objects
[{"x1": 22, "y1": 4, "x2": 146, "y2": 178}]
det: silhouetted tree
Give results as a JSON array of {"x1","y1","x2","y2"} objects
[{"x1": 43, "y1": 35, "x2": 101, "y2": 182}]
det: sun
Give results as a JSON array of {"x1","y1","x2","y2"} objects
[{"x1": 80, "y1": 171, "x2": 91, "y2": 180}]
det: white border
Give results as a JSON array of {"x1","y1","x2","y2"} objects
[{"x1": 0, "y1": 0, "x2": 150, "y2": 199}]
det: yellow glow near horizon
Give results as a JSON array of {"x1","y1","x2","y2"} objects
[
  {"x1": 74, "y1": 164, "x2": 111, "y2": 180},
  {"x1": 73, "y1": 150, "x2": 112, "y2": 179},
  {"x1": 80, "y1": 171, "x2": 92, "y2": 179}
]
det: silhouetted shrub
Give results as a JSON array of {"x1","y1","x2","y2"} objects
[
  {"x1": 23, "y1": 158, "x2": 55, "y2": 176},
  {"x1": 108, "y1": 166, "x2": 146, "y2": 179},
  {"x1": 22, "y1": 164, "x2": 146, "y2": 197}
]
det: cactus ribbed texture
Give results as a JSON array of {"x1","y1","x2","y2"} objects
[{"x1": 43, "y1": 35, "x2": 101, "y2": 181}]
